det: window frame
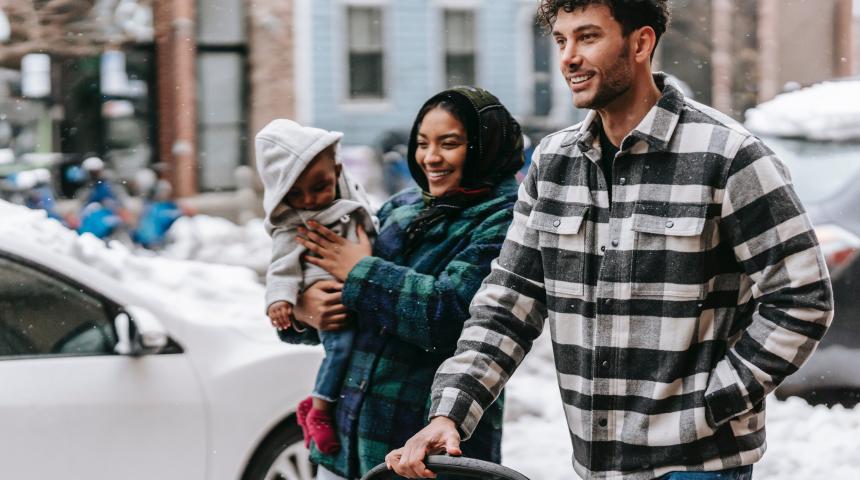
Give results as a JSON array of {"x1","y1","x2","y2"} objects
[
  {"x1": 339, "y1": 0, "x2": 391, "y2": 108},
  {"x1": 196, "y1": 0, "x2": 248, "y2": 191},
  {"x1": 441, "y1": 8, "x2": 478, "y2": 89}
]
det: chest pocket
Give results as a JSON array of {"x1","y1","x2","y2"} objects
[
  {"x1": 527, "y1": 201, "x2": 589, "y2": 296},
  {"x1": 630, "y1": 201, "x2": 709, "y2": 299}
]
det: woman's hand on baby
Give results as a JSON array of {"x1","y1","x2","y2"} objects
[
  {"x1": 297, "y1": 220, "x2": 372, "y2": 281},
  {"x1": 267, "y1": 301, "x2": 293, "y2": 330},
  {"x1": 294, "y1": 280, "x2": 351, "y2": 332}
]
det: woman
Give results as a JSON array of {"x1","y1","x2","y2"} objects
[{"x1": 283, "y1": 86, "x2": 524, "y2": 479}]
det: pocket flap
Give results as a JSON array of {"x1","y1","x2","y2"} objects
[
  {"x1": 631, "y1": 202, "x2": 706, "y2": 237},
  {"x1": 527, "y1": 202, "x2": 588, "y2": 235}
]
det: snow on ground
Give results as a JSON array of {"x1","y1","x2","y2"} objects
[
  {"x1": 5, "y1": 199, "x2": 860, "y2": 479},
  {"x1": 501, "y1": 331, "x2": 860, "y2": 480},
  {"x1": 744, "y1": 80, "x2": 860, "y2": 141},
  {"x1": 0, "y1": 202, "x2": 268, "y2": 331}
]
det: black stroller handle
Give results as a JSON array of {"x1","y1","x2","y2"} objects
[{"x1": 361, "y1": 455, "x2": 531, "y2": 480}]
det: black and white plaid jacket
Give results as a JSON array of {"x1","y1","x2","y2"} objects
[{"x1": 430, "y1": 74, "x2": 834, "y2": 479}]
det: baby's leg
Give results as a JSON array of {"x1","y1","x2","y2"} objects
[{"x1": 312, "y1": 397, "x2": 332, "y2": 411}]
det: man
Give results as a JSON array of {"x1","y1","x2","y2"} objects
[{"x1": 387, "y1": 1, "x2": 834, "y2": 479}]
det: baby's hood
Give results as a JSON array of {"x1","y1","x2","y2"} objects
[{"x1": 255, "y1": 119, "x2": 344, "y2": 220}]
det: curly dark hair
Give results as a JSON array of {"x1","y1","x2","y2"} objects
[{"x1": 536, "y1": 0, "x2": 671, "y2": 44}]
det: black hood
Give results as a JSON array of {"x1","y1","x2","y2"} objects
[{"x1": 407, "y1": 86, "x2": 524, "y2": 192}]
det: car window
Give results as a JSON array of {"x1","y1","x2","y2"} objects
[
  {"x1": 764, "y1": 137, "x2": 860, "y2": 204},
  {"x1": 0, "y1": 256, "x2": 117, "y2": 359}
]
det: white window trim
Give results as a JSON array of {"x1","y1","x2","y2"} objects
[
  {"x1": 516, "y1": 1, "x2": 537, "y2": 118},
  {"x1": 337, "y1": 0, "x2": 393, "y2": 109},
  {"x1": 436, "y1": 6, "x2": 480, "y2": 90},
  {"x1": 294, "y1": 0, "x2": 314, "y2": 124},
  {"x1": 433, "y1": 0, "x2": 480, "y2": 9}
]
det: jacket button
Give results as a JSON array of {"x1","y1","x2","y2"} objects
[
  {"x1": 611, "y1": 239, "x2": 619, "y2": 247},
  {"x1": 619, "y1": 177, "x2": 626, "y2": 185},
  {"x1": 553, "y1": 220, "x2": 561, "y2": 227},
  {"x1": 666, "y1": 220, "x2": 675, "y2": 228},
  {"x1": 598, "y1": 418, "x2": 608, "y2": 428}
]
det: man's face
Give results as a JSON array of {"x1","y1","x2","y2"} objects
[{"x1": 552, "y1": 5, "x2": 634, "y2": 110}]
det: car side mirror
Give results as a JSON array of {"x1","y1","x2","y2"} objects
[{"x1": 114, "y1": 306, "x2": 169, "y2": 356}]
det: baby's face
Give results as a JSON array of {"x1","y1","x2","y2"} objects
[{"x1": 284, "y1": 148, "x2": 340, "y2": 210}]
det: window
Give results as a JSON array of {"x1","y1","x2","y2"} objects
[
  {"x1": 347, "y1": 6, "x2": 385, "y2": 99},
  {"x1": 0, "y1": 257, "x2": 116, "y2": 358},
  {"x1": 197, "y1": 52, "x2": 245, "y2": 190},
  {"x1": 197, "y1": 0, "x2": 246, "y2": 190},
  {"x1": 443, "y1": 10, "x2": 476, "y2": 88}
]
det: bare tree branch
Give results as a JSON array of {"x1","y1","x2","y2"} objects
[{"x1": 0, "y1": 0, "x2": 151, "y2": 67}]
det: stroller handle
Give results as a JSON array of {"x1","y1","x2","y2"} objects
[{"x1": 360, "y1": 455, "x2": 531, "y2": 480}]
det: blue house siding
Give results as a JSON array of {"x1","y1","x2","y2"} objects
[
  {"x1": 307, "y1": 0, "x2": 529, "y2": 147},
  {"x1": 477, "y1": 1, "x2": 523, "y2": 115}
]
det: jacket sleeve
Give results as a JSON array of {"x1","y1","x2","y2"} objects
[
  {"x1": 340, "y1": 205, "x2": 516, "y2": 353},
  {"x1": 276, "y1": 324, "x2": 321, "y2": 345},
  {"x1": 705, "y1": 135, "x2": 834, "y2": 427},
  {"x1": 427, "y1": 148, "x2": 549, "y2": 440},
  {"x1": 264, "y1": 226, "x2": 305, "y2": 311}
]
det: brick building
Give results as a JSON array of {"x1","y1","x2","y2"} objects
[
  {"x1": 658, "y1": 0, "x2": 856, "y2": 119},
  {"x1": 154, "y1": 0, "x2": 297, "y2": 196}
]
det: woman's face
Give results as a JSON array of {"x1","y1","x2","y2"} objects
[{"x1": 416, "y1": 106, "x2": 467, "y2": 196}]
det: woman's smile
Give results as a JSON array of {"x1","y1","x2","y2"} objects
[{"x1": 416, "y1": 107, "x2": 468, "y2": 196}]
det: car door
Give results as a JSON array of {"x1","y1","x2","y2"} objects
[{"x1": 0, "y1": 254, "x2": 207, "y2": 480}]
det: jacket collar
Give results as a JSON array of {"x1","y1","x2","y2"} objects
[{"x1": 570, "y1": 72, "x2": 685, "y2": 156}]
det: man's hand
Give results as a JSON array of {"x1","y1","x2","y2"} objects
[
  {"x1": 385, "y1": 417, "x2": 461, "y2": 479},
  {"x1": 293, "y1": 280, "x2": 351, "y2": 331},
  {"x1": 267, "y1": 301, "x2": 293, "y2": 330}
]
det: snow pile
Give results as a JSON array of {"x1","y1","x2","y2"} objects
[
  {"x1": 744, "y1": 80, "x2": 860, "y2": 141},
  {"x1": 161, "y1": 215, "x2": 272, "y2": 277},
  {"x1": 502, "y1": 332, "x2": 860, "y2": 480},
  {"x1": 0, "y1": 200, "x2": 267, "y2": 328}
]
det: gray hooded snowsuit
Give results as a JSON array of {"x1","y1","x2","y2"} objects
[{"x1": 255, "y1": 119, "x2": 378, "y2": 310}]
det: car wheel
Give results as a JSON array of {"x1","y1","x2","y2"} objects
[{"x1": 243, "y1": 422, "x2": 316, "y2": 480}]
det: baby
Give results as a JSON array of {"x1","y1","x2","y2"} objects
[{"x1": 255, "y1": 119, "x2": 377, "y2": 454}]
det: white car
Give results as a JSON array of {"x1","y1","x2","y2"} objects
[{"x1": 0, "y1": 237, "x2": 322, "y2": 480}]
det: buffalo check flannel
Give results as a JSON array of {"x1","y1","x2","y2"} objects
[{"x1": 430, "y1": 74, "x2": 834, "y2": 480}]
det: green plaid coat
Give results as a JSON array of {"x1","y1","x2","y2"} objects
[{"x1": 281, "y1": 177, "x2": 518, "y2": 478}]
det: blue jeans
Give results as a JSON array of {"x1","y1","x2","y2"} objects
[
  {"x1": 660, "y1": 465, "x2": 753, "y2": 480},
  {"x1": 313, "y1": 328, "x2": 355, "y2": 402}
]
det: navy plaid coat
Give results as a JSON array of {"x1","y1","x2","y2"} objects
[{"x1": 281, "y1": 178, "x2": 518, "y2": 478}]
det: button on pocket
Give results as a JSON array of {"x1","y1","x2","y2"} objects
[
  {"x1": 630, "y1": 201, "x2": 708, "y2": 299},
  {"x1": 527, "y1": 201, "x2": 589, "y2": 296}
]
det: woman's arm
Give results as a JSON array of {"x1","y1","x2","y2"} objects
[
  {"x1": 276, "y1": 280, "x2": 351, "y2": 345},
  {"x1": 341, "y1": 208, "x2": 514, "y2": 353}
]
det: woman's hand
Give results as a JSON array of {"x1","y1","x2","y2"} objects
[
  {"x1": 293, "y1": 280, "x2": 351, "y2": 332},
  {"x1": 297, "y1": 220, "x2": 371, "y2": 281}
]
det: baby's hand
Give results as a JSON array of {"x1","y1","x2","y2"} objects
[{"x1": 267, "y1": 301, "x2": 293, "y2": 330}]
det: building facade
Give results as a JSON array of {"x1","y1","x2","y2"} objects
[{"x1": 292, "y1": 0, "x2": 580, "y2": 147}]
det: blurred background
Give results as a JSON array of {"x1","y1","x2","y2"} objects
[{"x1": 0, "y1": 0, "x2": 857, "y2": 201}]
